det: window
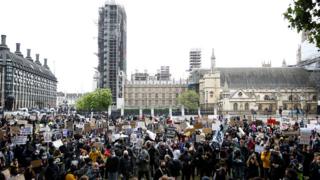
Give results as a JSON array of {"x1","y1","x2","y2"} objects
[
  {"x1": 238, "y1": 92, "x2": 243, "y2": 97},
  {"x1": 264, "y1": 95, "x2": 270, "y2": 100},
  {"x1": 210, "y1": 91, "x2": 214, "y2": 98},
  {"x1": 258, "y1": 104, "x2": 262, "y2": 110},
  {"x1": 233, "y1": 103, "x2": 238, "y2": 111},
  {"x1": 245, "y1": 103, "x2": 249, "y2": 111},
  {"x1": 289, "y1": 95, "x2": 293, "y2": 101},
  {"x1": 312, "y1": 95, "x2": 317, "y2": 101}
]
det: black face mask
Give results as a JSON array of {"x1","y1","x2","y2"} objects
[{"x1": 161, "y1": 165, "x2": 166, "y2": 169}]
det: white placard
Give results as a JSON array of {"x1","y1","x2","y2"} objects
[
  {"x1": 255, "y1": 145, "x2": 264, "y2": 153},
  {"x1": 44, "y1": 132, "x2": 52, "y2": 142},
  {"x1": 63, "y1": 129, "x2": 68, "y2": 136},
  {"x1": 300, "y1": 128, "x2": 312, "y2": 145},
  {"x1": 53, "y1": 139, "x2": 63, "y2": 148},
  {"x1": 146, "y1": 130, "x2": 156, "y2": 141},
  {"x1": 13, "y1": 136, "x2": 28, "y2": 145},
  {"x1": 20, "y1": 126, "x2": 33, "y2": 135},
  {"x1": 137, "y1": 122, "x2": 146, "y2": 129}
]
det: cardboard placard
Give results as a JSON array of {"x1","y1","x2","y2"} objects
[
  {"x1": 0, "y1": 130, "x2": 5, "y2": 140},
  {"x1": 282, "y1": 131, "x2": 299, "y2": 136},
  {"x1": 11, "y1": 126, "x2": 20, "y2": 135},
  {"x1": 67, "y1": 121, "x2": 73, "y2": 131},
  {"x1": 196, "y1": 135, "x2": 205, "y2": 142},
  {"x1": 194, "y1": 123, "x2": 203, "y2": 129},
  {"x1": 84, "y1": 123, "x2": 91, "y2": 133},
  {"x1": 130, "y1": 121, "x2": 136, "y2": 128},
  {"x1": 31, "y1": 160, "x2": 42, "y2": 168},
  {"x1": 202, "y1": 128, "x2": 212, "y2": 134}
]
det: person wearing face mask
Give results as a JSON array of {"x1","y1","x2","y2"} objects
[
  {"x1": 154, "y1": 161, "x2": 170, "y2": 180},
  {"x1": 119, "y1": 150, "x2": 133, "y2": 180},
  {"x1": 270, "y1": 147, "x2": 284, "y2": 180}
]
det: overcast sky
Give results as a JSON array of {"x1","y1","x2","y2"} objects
[{"x1": 0, "y1": 0, "x2": 300, "y2": 93}]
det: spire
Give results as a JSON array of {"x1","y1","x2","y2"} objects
[
  {"x1": 282, "y1": 59, "x2": 287, "y2": 67},
  {"x1": 223, "y1": 80, "x2": 229, "y2": 91},
  {"x1": 296, "y1": 44, "x2": 301, "y2": 64},
  {"x1": 211, "y1": 48, "x2": 216, "y2": 72}
]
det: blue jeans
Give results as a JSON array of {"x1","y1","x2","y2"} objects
[{"x1": 108, "y1": 172, "x2": 118, "y2": 180}]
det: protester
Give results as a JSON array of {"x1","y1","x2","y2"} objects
[{"x1": 0, "y1": 112, "x2": 320, "y2": 180}]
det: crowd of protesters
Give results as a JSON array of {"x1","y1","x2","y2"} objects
[{"x1": 0, "y1": 113, "x2": 320, "y2": 180}]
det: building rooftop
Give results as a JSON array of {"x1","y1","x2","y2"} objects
[{"x1": 217, "y1": 67, "x2": 315, "y2": 89}]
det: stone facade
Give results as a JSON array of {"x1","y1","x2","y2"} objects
[
  {"x1": 199, "y1": 67, "x2": 319, "y2": 115},
  {"x1": 0, "y1": 35, "x2": 57, "y2": 110},
  {"x1": 124, "y1": 80, "x2": 187, "y2": 109}
]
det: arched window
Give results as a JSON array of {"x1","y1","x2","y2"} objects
[
  {"x1": 264, "y1": 95, "x2": 270, "y2": 100},
  {"x1": 245, "y1": 103, "x2": 249, "y2": 111},
  {"x1": 284, "y1": 104, "x2": 288, "y2": 110},
  {"x1": 312, "y1": 95, "x2": 317, "y2": 101},
  {"x1": 258, "y1": 104, "x2": 262, "y2": 110},
  {"x1": 209, "y1": 91, "x2": 214, "y2": 98},
  {"x1": 288, "y1": 95, "x2": 293, "y2": 101},
  {"x1": 233, "y1": 103, "x2": 238, "y2": 111}
]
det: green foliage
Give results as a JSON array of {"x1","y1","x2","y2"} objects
[
  {"x1": 75, "y1": 88, "x2": 112, "y2": 112},
  {"x1": 178, "y1": 90, "x2": 199, "y2": 110},
  {"x1": 284, "y1": 0, "x2": 320, "y2": 48}
]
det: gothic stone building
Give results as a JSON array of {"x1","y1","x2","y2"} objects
[
  {"x1": 0, "y1": 35, "x2": 57, "y2": 110},
  {"x1": 199, "y1": 67, "x2": 319, "y2": 115}
]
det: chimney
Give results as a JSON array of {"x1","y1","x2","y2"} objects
[
  {"x1": 43, "y1": 58, "x2": 49, "y2": 69},
  {"x1": 1, "y1": 35, "x2": 6, "y2": 45},
  {"x1": 15, "y1": 43, "x2": 23, "y2": 57},
  {"x1": 26, "y1": 49, "x2": 33, "y2": 61},
  {"x1": 35, "y1": 54, "x2": 42, "y2": 65},
  {"x1": 0, "y1": 35, "x2": 9, "y2": 50}
]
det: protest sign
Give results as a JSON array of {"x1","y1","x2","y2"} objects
[
  {"x1": 194, "y1": 123, "x2": 203, "y2": 129},
  {"x1": 196, "y1": 135, "x2": 205, "y2": 142},
  {"x1": 10, "y1": 126, "x2": 20, "y2": 135},
  {"x1": 255, "y1": 145, "x2": 264, "y2": 153},
  {"x1": 31, "y1": 160, "x2": 42, "y2": 168},
  {"x1": 20, "y1": 126, "x2": 33, "y2": 135},
  {"x1": 30, "y1": 115, "x2": 37, "y2": 121},
  {"x1": 1, "y1": 169, "x2": 10, "y2": 180},
  {"x1": 53, "y1": 139, "x2": 63, "y2": 148},
  {"x1": 300, "y1": 128, "x2": 312, "y2": 145},
  {"x1": 137, "y1": 121, "x2": 146, "y2": 129},
  {"x1": 13, "y1": 136, "x2": 28, "y2": 145},
  {"x1": 63, "y1": 129, "x2": 68, "y2": 137},
  {"x1": 44, "y1": 132, "x2": 52, "y2": 143},
  {"x1": 202, "y1": 128, "x2": 212, "y2": 134},
  {"x1": 84, "y1": 123, "x2": 91, "y2": 133},
  {"x1": 0, "y1": 130, "x2": 5, "y2": 140},
  {"x1": 166, "y1": 127, "x2": 176, "y2": 138},
  {"x1": 146, "y1": 130, "x2": 156, "y2": 141},
  {"x1": 67, "y1": 121, "x2": 73, "y2": 131},
  {"x1": 17, "y1": 120, "x2": 28, "y2": 125}
]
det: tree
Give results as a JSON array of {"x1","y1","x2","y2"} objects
[
  {"x1": 284, "y1": 0, "x2": 320, "y2": 48},
  {"x1": 75, "y1": 88, "x2": 112, "y2": 112},
  {"x1": 178, "y1": 90, "x2": 199, "y2": 110}
]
